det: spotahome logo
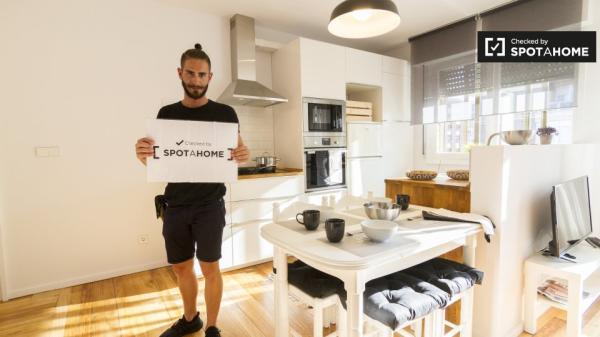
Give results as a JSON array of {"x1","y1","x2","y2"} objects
[
  {"x1": 478, "y1": 31, "x2": 596, "y2": 62},
  {"x1": 152, "y1": 140, "x2": 234, "y2": 161}
]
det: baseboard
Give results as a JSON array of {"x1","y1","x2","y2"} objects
[
  {"x1": 6, "y1": 260, "x2": 169, "y2": 300},
  {"x1": 5, "y1": 257, "x2": 276, "y2": 300},
  {"x1": 224, "y1": 257, "x2": 273, "y2": 273}
]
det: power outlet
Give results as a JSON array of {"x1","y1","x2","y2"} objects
[{"x1": 138, "y1": 235, "x2": 149, "y2": 244}]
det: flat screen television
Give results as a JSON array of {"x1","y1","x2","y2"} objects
[{"x1": 549, "y1": 176, "x2": 593, "y2": 258}]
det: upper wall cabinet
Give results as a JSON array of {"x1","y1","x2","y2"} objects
[
  {"x1": 382, "y1": 55, "x2": 409, "y2": 76},
  {"x1": 382, "y1": 72, "x2": 410, "y2": 121},
  {"x1": 300, "y1": 38, "x2": 346, "y2": 100},
  {"x1": 346, "y1": 48, "x2": 382, "y2": 86},
  {"x1": 381, "y1": 56, "x2": 410, "y2": 122}
]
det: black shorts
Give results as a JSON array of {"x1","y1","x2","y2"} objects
[{"x1": 161, "y1": 198, "x2": 226, "y2": 264}]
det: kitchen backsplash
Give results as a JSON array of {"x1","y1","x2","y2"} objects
[{"x1": 235, "y1": 105, "x2": 275, "y2": 166}]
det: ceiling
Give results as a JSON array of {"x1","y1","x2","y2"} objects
[{"x1": 165, "y1": 0, "x2": 514, "y2": 53}]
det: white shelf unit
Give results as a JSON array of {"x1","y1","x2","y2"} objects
[
  {"x1": 535, "y1": 271, "x2": 600, "y2": 314},
  {"x1": 524, "y1": 241, "x2": 600, "y2": 337}
]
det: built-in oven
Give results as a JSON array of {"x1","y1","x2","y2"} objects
[
  {"x1": 305, "y1": 144, "x2": 346, "y2": 192},
  {"x1": 303, "y1": 97, "x2": 345, "y2": 136}
]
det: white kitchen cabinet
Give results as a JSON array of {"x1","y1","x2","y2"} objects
[
  {"x1": 348, "y1": 157, "x2": 385, "y2": 197},
  {"x1": 229, "y1": 175, "x2": 304, "y2": 202},
  {"x1": 220, "y1": 224, "x2": 234, "y2": 270},
  {"x1": 382, "y1": 55, "x2": 409, "y2": 76},
  {"x1": 232, "y1": 220, "x2": 274, "y2": 267},
  {"x1": 381, "y1": 122, "x2": 413, "y2": 179},
  {"x1": 230, "y1": 196, "x2": 301, "y2": 267},
  {"x1": 300, "y1": 38, "x2": 346, "y2": 100},
  {"x1": 346, "y1": 48, "x2": 382, "y2": 86},
  {"x1": 227, "y1": 176, "x2": 305, "y2": 268},
  {"x1": 382, "y1": 58, "x2": 410, "y2": 122},
  {"x1": 219, "y1": 202, "x2": 233, "y2": 271}
]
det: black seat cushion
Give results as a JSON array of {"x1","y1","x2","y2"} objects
[
  {"x1": 287, "y1": 260, "x2": 342, "y2": 299},
  {"x1": 338, "y1": 272, "x2": 450, "y2": 330},
  {"x1": 287, "y1": 258, "x2": 483, "y2": 332},
  {"x1": 405, "y1": 258, "x2": 484, "y2": 296}
]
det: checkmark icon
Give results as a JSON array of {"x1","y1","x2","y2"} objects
[
  {"x1": 176, "y1": 140, "x2": 184, "y2": 145},
  {"x1": 490, "y1": 43, "x2": 500, "y2": 51}
]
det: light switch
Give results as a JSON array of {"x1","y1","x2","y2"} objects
[{"x1": 35, "y1": 146, "x2": 60, "y2": 157}]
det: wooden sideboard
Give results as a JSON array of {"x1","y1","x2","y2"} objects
[
  {"x1": 385, "y1": 176, "x2": 470, "y2": 212},
  {"x1": 385, "y1": 175, "x2": 471, "y2": 326}
]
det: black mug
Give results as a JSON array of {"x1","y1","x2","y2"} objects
[
  {"x1": 296, "y1": 209, "x2": 320, "y2": 230},
  {"x1": 396, "y1": 194, "x2": 410, "y2": 210},
  {"x1": 325, "y1": 218, "x2": 345, "y2": 243}
]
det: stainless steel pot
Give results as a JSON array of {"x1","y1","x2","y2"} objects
[
  {"x1": 253, "y1": 152, "x2": 280, "y2": 168},
  {"x1": 487, "y1": 130, "x2": 532, "y2": 145}
]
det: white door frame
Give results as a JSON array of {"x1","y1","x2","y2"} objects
[{"x1": 0, "y1": 193, "x2": 8, "y2": 301}]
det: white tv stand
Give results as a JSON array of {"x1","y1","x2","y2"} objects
[{"x1": 524, "y1": 241, "x2": 600, "y2": 337}]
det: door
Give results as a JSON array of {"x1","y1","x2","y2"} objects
[
  {"x1": 300, "y1": 38, "x2": 346, "y2": 100},
  {"x1": 305, "y1": 149, "x2": 346, "y2": 191},
  {"x1": 231, "y1": 220, "x2": 273, "y2": 268},
  {"x1": 347, "y1": 122, "x2": 382, "y2": 158},
  {"x1": 303, "y1": 98, "x2": 345, "y2": 134},
  {"x1": 346, "y1": 48, "x2": 382, "y2": 86},
  {"x1": 348, "y1": 157, "x2": 384, "y2": 197}
]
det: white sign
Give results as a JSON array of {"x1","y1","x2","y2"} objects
[{"x1": 146, "y1": 119, "x2": 238, "y2": 183}]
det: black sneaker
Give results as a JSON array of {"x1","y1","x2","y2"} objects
[
  {"x1": 160, "y1": 312, "x2": 203, "y2": 337},
  {"x1": 205, "y1": 326, "x2": 222, "y2": 337}
]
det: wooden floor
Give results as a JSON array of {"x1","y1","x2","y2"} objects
[{"x1": 1, "y1": 262, "x2": 600, "y2": 337}]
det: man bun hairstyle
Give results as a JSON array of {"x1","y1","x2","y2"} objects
[{"x1": 180, "y1": 43, "x2": 211, "y2": 69}]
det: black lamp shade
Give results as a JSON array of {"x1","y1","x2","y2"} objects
[{"x1": 328, "y1": 0, "x2": 400, "y2": 38}]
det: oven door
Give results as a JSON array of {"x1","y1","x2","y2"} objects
[
  {"x1": 303, "y1": 97, "x2": 345, "y2": 136},
  {"x1": 305, "y1": 148, "x2": 346, "y2": 192}
]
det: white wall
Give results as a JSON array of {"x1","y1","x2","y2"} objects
[
  {"x1": 470, "y1": 144, "x2": 600, "y2": 337},
  {"x1": 0, "y1": 0, "x2": 277, "y2": 300},
  {"x1": 573, "y1": 0, "x2": 600, "y2": 144}
]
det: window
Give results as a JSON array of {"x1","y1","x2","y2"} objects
[
  {"x1": 409, "y1": 0, "x2": 584, "y2": 164},
  {"x1": 423, "y1": 54, "x2": 577, "y2": 163}
]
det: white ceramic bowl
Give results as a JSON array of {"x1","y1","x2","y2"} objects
[{"x1": 360, "y1": 219, "x2": 398, "y2": 242}]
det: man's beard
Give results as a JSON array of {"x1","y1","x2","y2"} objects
[{"x1": 182, "y1": 81, "x2": 208, "y2": 100}]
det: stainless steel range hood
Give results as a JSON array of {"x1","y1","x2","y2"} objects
[{"x1": 217, "y1": 14, "x2": 288, "y2": 108}]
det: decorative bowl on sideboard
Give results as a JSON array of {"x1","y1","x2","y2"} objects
[
  {"x1": 406, "y1": 170, "x2": 438, "y2": 181},
  {"x1": 446, "y1": 169, "x2": 470, "y2": 181}
]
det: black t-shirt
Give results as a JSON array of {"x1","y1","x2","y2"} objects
[{"x1": 156, "y1": 100, "x2": 239, "y2": 206}]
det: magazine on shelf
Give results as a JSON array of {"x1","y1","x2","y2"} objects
[{"x1": 537, "y1": 278, "x2": 589, "y2": 305}]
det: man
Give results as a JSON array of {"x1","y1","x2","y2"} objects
[{"x1": 135, "y1": 43, "x2": 249, "y2": 337}]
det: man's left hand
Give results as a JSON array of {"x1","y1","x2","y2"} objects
[{"x1": 232, "y1": 144, "x2": 249, "y2": 164}]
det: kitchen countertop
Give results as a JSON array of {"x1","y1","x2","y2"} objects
[{"x1": 237, "y1": 168, "x2": 304, "y2": 180}]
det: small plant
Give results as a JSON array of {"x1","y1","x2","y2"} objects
[{"x1": 536, "y1": 127, "x2": 558, "y2": 136}]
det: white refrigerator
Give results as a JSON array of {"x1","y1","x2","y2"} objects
[
  {"x1": 347, "y1": 122, "x2": 384, "y2": 197},
  {"x1": 347, "y1": 121, "x2": 413, "y2": 198}
]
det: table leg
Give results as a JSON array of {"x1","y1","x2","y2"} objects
[
  {"x1": 336, "y1": 299, "x2": 347, "y2": 337},
  {"x1": 567, "y1": 275, "x2": 583, "y2": 337},
  {"x1": 460, "y1": 288, "x2": 474, "y2": 337},
  {"x1": 274, "y1": 247, "x2": 289, "y2": 337},
  {"x1": 523, "y1": 262, "x2": 538, "y2": 334},
  {"x1": 463, "y1": 234, "x2": 477, "y2": 267},
  {"x1": 345, "y1": 278, "x2": 365, "y2": 337}
]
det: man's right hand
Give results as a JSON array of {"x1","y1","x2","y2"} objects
[{"x1": 135, "y1": 137, "x2": 155, "y2": 166}]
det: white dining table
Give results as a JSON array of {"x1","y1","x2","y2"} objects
[{"x1": 260, "y1": 204, "x2": 482, "y2": 337}]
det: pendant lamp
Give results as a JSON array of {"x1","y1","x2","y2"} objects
[{"x1": 328, "y1": 0, "x2": 400, "y2": 38}]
